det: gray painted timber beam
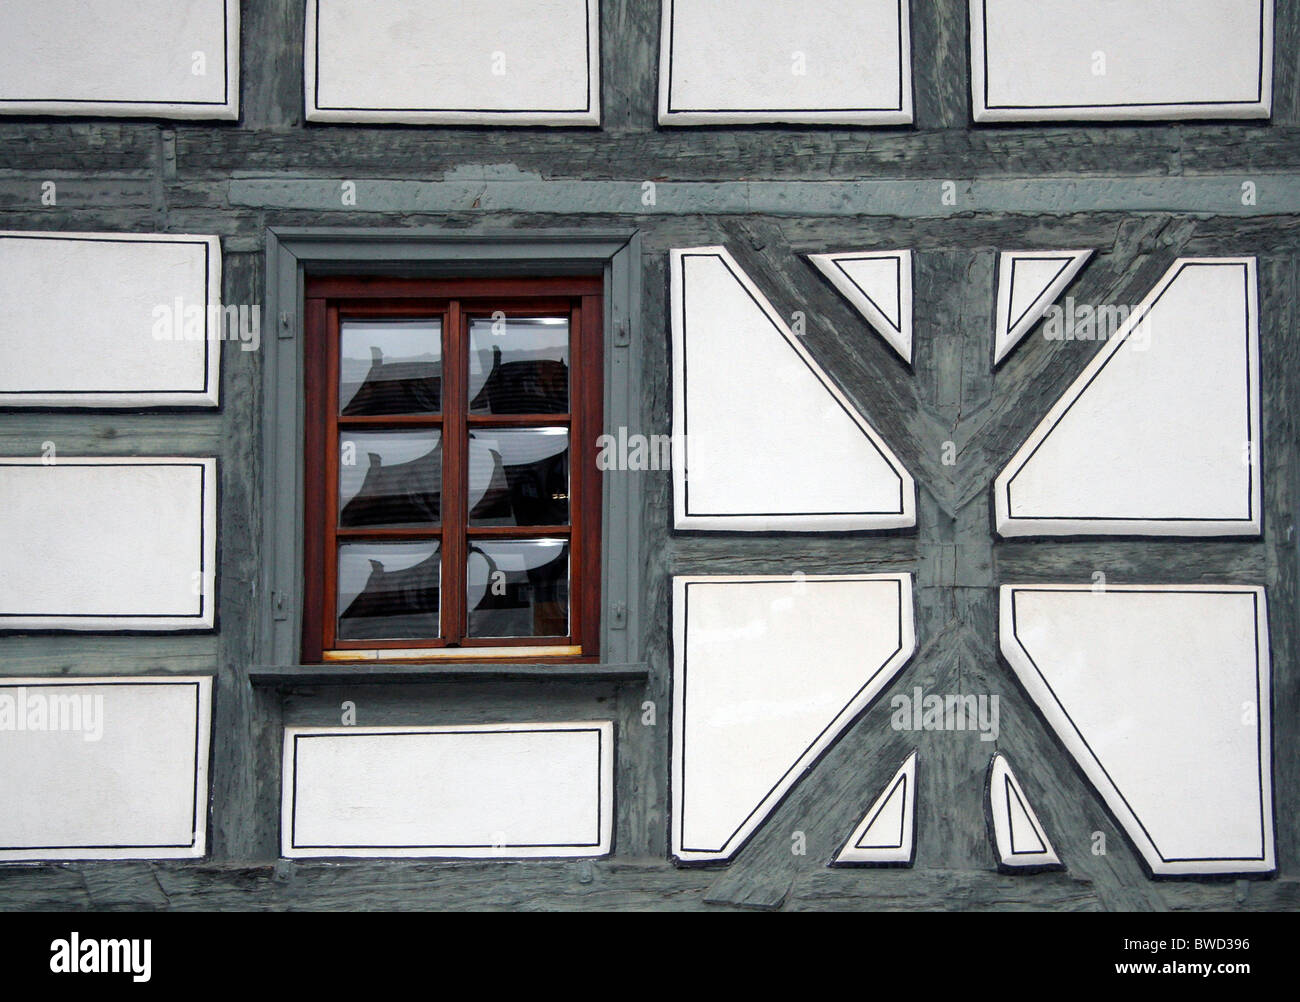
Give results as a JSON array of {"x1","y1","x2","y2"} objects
[{"x1": 228, "y1": 170, "x2": 1297, "y2": 217}]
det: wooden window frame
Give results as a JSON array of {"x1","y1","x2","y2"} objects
[{"x1": 300, "y1": 275, "x2": 604, "y2": 664}]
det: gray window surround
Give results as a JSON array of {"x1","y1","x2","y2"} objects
[{"x1": 254, "y1": 227, "x2": 646, "y2": 683}]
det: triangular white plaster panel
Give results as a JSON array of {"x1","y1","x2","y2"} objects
[
  {"x1": 672, "y1": 574, "x2": 916, "y2": 864},
  {"x1": 659, "y1": 0, "x2": 913, "y2": 125},
  {"x1": 1000, "y1": 584, "x2": 1274, "y2": 877},
  {"x1": 987, "y1": 753, "x2": 1061, "y2": 871},
  {"x1": 809, "y1": 251, "x2": 913, "y2": 363},
  {"x1": 671, "y1": 247, "x2": 916, "y2": 531},
  {"x1": 833, "y1": 750, "x2": 917, "y2": 866},
  {"x1": 0, "y1": 1, "x2": 240, "y2": 120},
  {"x1": 994, "y1": 250, "x2": 1092, "y2": 365},
  {"x1": 995, "y1": 258, "x2": 1261, "y2": 537},
  {"x1": 971, "y1": 0, "x2": 1273, "y2": 122},
  {"x1": 306, "y1": 0, "x2": 600, "y2": 125}
]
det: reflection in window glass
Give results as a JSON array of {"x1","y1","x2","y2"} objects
[
  {"x1": 467, "y1": 539, "x2": 569, "y2": 638},
  {"x1": 338, "y1": 430, "x2": 442, "y2": 528},
  {"x1": 340, "y1": 320, "x2": 442, "y2": 415},
  {"x1": 467, "y1": 429, "x2": 569, "y2": 526},
  {"x1": 337, "y1": 540, "x2": 440, "y2": 641},
  {"x1": 468, "y1": 317, "x2": 569, "y2": 414}
]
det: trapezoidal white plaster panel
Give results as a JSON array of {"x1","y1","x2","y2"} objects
[
  {"x1": 0, "y1": 1, "x2": 239, "y2": 120},
  {"x1": 1000, "y1": 584, "x2": 1274, "y2": 877},
  {"x1": 986, "y1": 753, "x2": 1061, "y2": 872},
  {"x1": 809, "y1": 251, "x2": 913, "y2": 364},
  {"x1": 832, "y1": 750, "x2": 917, "y2": 867},
  {"x1": 283, "y1": 722, "x2": 614, "y2": 859},
  {"x1": 0, "y1": 458, "x2": 217, "y2": 631},
  {"x1": 671, "y1": 247, "x2": 916, "y2": 531},
  {"x1": 0, "y1": 676, "x2": 212, "y2": 861},
  {"x1": 306, "y1": 0, "x2": 600, "y2": 125},
  {"x1": 0, "y1": 232, "x2": 222, "y2": 408},
  {"x1": 994, "y1": 250, "x2": 1093, "y2": 366},
  {"x1": 971, "y1": 0, "x2": 1273, "y2": 122},
  {"x1": 995, "y1": 258, "x2": 1260, "y2": 537},
  {"x1": 671, "y1": 574, "x2": 916, "y2": 864},
  {"x1": 659, "y1": 0, "x2": 913, "y2": 125}
]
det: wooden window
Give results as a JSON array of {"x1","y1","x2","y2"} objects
[{"x1": 301, "y1": 276, "x2": 603, "y2": 663}]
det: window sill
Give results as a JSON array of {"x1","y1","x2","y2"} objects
[
  {"x1": 248, "y1": 661, "x2": 649, "y2": 685},
  {"x1": 322, "y1": 645, "x2": 585, "y2": 662}
]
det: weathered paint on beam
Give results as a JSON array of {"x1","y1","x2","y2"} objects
[{"x1": 228, "y1": 170, "x2": 1296, "y2": 217}]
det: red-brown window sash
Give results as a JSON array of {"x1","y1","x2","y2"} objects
[{"x1": 301, "y1": 275, "x2": 603, "y2": 664}]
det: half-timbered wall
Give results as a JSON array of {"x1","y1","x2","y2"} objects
[{"x1": 0, "y1": 0, "x2": 1296, "y2": 911}]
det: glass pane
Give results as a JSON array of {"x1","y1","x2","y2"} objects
[
  {"x1": 467, "y1": 429, "x2": 569, "y2": 526},
  {"x1": 468, "y1": 316, "x2": 569, "y2": 414},
  {"x1": 337, "y1": 540, "x2": 440, "y2": 642},
  {"x1": 339, "y1": 430, "x2": 442, "y2": 529},
  {"x1": 467, "y1": 540, "x2": 569, "y2": 639},
  {"x1": 340, "y1": 319, "x2": 442, "y2": 415}
]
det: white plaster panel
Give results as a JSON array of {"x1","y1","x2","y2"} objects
[
  {"x1": 660, "y1": 0, "x2": 912, "y2": 124},
  {"x1": 809, "y1": 250, "x2": 913, "y2": 364},
  {"x1": 671, "y1": 247, "x2": 916, "y2": 531},
  {"x1": 0, "y1": 1, "x2": 239, "y2": 119},
  {"x1": 672, "y1": 574, "x2": 916, "y2": 864},
  {"x1": 0, "y1": 232, "x2": 222, "y2": 408},
  {"x1": 306, "y1": 0, "x2": 600, "y2": 125},
  {"x1": 0, "y1": 458, "x2": 217, "y2": 631},
  {"x1": 1000, "y1": 584, "x2": 1274, "y2": 876},
  {"x1": 832, "y1": 750, "x2": 917, "y2": 866},
  {"x1": 972, "y1": 0, "x2": 1272, "y2": 122},
  {"x1": 0, "y1": 676, "x2": 212, "y2": 861},
  {"x1": 995, "y1": 258, "x2": 1260, "y2": 537},
  {"x1": 987, "y1": 753, "x2": 1060, "y2": 870},
  {"x1": 993, "y1": 250, "x2": 1093, "y2": 366},
  {"x1": 283, "y1": 722, "x2": 614, "y2": 858}
]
